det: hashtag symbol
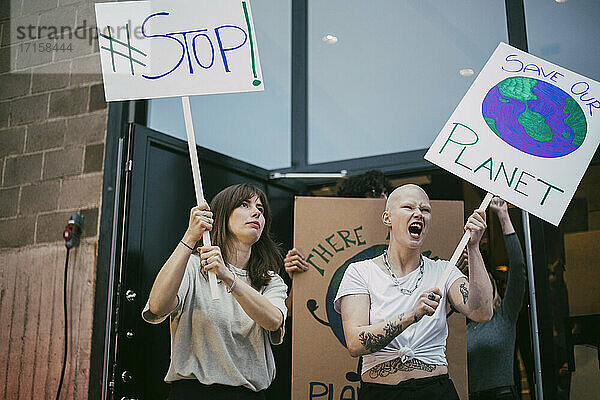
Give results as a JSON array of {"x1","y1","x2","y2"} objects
[{"x1": 99, "y1": 24, "x2": 147, "y2": 75}]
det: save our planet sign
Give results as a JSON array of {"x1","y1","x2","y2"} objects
[{"x1": 425, "y1": 42, "x2": 600, "y2": 226}]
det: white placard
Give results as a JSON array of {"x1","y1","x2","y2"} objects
[
  {"x1": 95, "y1": 0, "x2": 264, "y2": 101},
  {"x1": 425, "y1": 42, "x2": 600, "y2": 226}
]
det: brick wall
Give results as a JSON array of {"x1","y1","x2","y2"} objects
[
  {"x1": 0, "y1": 243, "x2": 96, "y2": 399},
  {"x1": 0, "y1": 0, "x2": 110, "y2": 398}
]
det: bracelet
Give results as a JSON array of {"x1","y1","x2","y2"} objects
[
  {"x1": 227, "y1": 273, "x2": 237, "y2": 293},
  {"x1": 180, "y1": 240, "x2": 194, "y2": 251}
]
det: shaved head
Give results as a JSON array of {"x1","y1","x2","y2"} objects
[{"x1": 385, "y1": 184, "x2": 429, "y2": 210}]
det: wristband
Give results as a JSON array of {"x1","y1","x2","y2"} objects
[
  {"x1": 180, "y1": 240, "x2": 194, "y2": 251},
  {"x1": 227, "y1": 273, "x2": 238, "y2": 293}
]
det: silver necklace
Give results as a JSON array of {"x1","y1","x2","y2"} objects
[{"x1": 382, "y1": 249, "x2": 424, "y2": 295}]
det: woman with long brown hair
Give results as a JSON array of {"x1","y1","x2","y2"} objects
[{"x1": 143, "y1": 183, "x2": 288, "y2": 400}]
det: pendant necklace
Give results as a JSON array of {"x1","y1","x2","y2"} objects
[{"x1": 383, "y1": 249, "x2": 424, "y2": 295}]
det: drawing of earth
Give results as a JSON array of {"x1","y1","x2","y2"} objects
[{"x1": 482, "y1": 76, "x2": 587, "y2": 158}]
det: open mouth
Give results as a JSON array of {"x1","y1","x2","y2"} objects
[{"x1": 408, "y1": 222, "x2": 423, "y2": 238}]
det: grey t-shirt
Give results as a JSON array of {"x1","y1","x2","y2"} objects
[{"x1": 142, "y1": 254, "x2": 288, "y2": 392}]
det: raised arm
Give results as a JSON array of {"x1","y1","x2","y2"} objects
[
  {"x1": 491, "y1": 197, "x2": 515, "y2": 236},
  {"x1": 340, "y1": 288, "x2": 442, "y2": 357},
  {"x1": 281, "y1": 248, "x2": 310, "y2": 314},
  {"x1": 491, "y1": 198, "x2": 525, "y2": 320},
  {"x1": 284, "y1": 248, "x2": 309, "y2": 277},
  {"x1": 448, "y1": 209, "x2": 494, "y2": 322},
  {"x1": 147, "y1": 203, "x2": 213, "y2": 317}
]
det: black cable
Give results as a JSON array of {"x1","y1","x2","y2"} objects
[{"x1": 55, "y1": 247, "x2": 70, "y2": 400}]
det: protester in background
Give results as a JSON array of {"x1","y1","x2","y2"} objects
[
  {"x1": 143, "y1": 183, "x2": 288, "y2": 400},
  {"x1": 285, "y1": 170, "x2": 392, "y2": 276},
  {"x1": 463, "y1": 197, "x2": 526, "y2": 400},
  {"x1": 337, "y1": 169, "x2": 393, "y2": 199},
  {"x1": 281, "y1": 170, "x2": 393, "y2": 394},
  {"x1": 334, "y1": 184, "x2": 493, "y2": 400}
]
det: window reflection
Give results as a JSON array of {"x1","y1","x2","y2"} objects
[
  {"x1": 308, "y1": 0, "x2": 507, "y2": 163},
  {"x1": 556, "y1": 165, "x2": 600, "y2": 399}
]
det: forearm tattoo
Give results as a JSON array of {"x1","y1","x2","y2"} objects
[
  {"x1": 358, "y1": 313, "x2": 404, "y2": 353},
  {"x1": 460, "y1": 282, "x2": 469, "y2": 304},
  {"x1": 368, "y1": 358, "x2": 437, "y2": 379}
]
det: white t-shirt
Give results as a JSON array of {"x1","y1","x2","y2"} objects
[
  {"x1": 333, "y1": 256, "x2": 465, "y2": 375},
  {"x1": 142, "y1": 254, "x2": 288, "y2": 391}
]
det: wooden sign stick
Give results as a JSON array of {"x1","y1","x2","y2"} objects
[
  {"x1": 436, "y1": 192, "x2": 494, "y2": 288},
  {"x1": 182, "y1": 96, "x2": 219, "y2": 300}
]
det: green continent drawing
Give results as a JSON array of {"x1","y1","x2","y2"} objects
[{"x1": 482, "y1": 76, "x2": 587, "y2": 158}]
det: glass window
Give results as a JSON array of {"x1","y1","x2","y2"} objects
[
  {"x1": 308, "y1": 0, "x2": 508, "y2": 164},
  {"x1": 525, "y1": 5, "x2": 600, "y2": 395},
  {"x1": 542, "y1": 164, "x2": 600, "y2": 399},
  {"x1": 147, "y1": 0, "x2": 291, "y2": 170},
  {"x1": 524, "y1": 0, "x2": 600, "y2": 82}
]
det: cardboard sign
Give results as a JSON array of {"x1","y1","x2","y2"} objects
[
  {"x1": 425, "y1": 42, "x2": 600, "y2": 226},
  {"x1": 291, "y1": 197, "x2": 467, "y2": 400},
  {"x1": 95, "y1": 0, "x2": 264, "y2": 101}
]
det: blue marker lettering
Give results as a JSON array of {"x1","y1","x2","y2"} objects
[
  {"x1": 214, "y1": 25, "x2": 247, "y2": 73},
  {"x1": 141, "y1": 12, "x2": 185, "y2": 80}
]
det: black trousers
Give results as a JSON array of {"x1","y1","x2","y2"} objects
[
  {"x1": 359, "y1": 374, "x2": 459, "y2": 400},
  {"x1": 469, "y1": 385, "x2": 520, "y2": 400},
  {"x1": 168, "y1": 380, "x2": 266, "y2": 400}
]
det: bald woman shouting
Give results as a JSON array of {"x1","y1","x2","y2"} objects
[{"x1": 333, "y1": 184, "x2": 493, "y2": 400}]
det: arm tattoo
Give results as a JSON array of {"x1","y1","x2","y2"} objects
[
  {"x1": 460, "y1": 282, "x2": 469, "y2": 304},
  {"x1": 358, "y1": 313, "x2": 404, "y2": 353},
  {"x1": 368, "y1": 358, "x2": 437, "y2": 378}
]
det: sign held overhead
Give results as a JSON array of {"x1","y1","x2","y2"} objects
[
  {"x1": 95, "y1": 0, "x2": 264, "y2": 101},
  {"x1": 425, "y1": 42, "x2": 600, "y2": 226}
]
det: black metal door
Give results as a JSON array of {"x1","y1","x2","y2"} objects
[{"x1": 112, "y1": 124, "x2": 302, "y2": 400}]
